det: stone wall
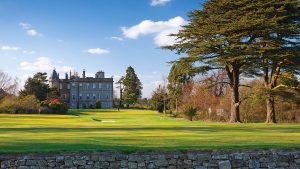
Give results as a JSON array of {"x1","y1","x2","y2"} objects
[{"x1": 1, "y1": 150, "x2": 300, "y2": 169}]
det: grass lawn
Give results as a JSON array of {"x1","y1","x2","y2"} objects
[{"x1": 0, "y1": 109, "x2": 300, "y2": 153}]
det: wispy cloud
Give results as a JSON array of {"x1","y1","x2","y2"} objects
[
  {"x1": 86, "y1": 48, "x2": 110, "y2": 55},
  {"x1": 19, "y1": 22, "x2": 43, "y2": 37},
  {"x1": 150, "y1": 0, "x2": 171, "y2": 6},
  {"x1": 26, "y1": 29, "x2": 42, "y2": 37},
  {"x1": 122, "y1": 16, "x2": 187, "y2": 46},
  {"x1": 22, "y1": 50, "x2": 36, "y2": 54},
  {"x1": 0, "y1": 45, "x2": 20, "y2": 51},
  {"x1": 19, "y1": 22, "x2": 31, "y2": 29},
  {"x1": 19, "y1": 57, "x2": 73, "y2": 72},
  {"x1": 111, "y1": 36, "x2": 124, "y2": 41}
]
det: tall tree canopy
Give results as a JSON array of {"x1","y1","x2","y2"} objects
[
  {"x1": 249, "y1": 0, "x2": 300, "y2": 123},
  {"x1": 165, "y1": 0, "x2": 262, "y2": 122},
  {"x1": 165, "y1": 0, "x2": 300, "y2": 123},
  {"x1": 20, "y1": 72, "x2": 50, "y2": 101},
  {"x1": 122, "y1": 66, "x2": 143, "y2": 107}
]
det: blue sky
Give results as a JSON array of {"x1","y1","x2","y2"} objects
[{"x1": 0, "y1": 0, "x2": 202, "y2": 98}]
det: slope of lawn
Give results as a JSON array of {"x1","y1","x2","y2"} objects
[{"x1": 0, "y1": 109, "x2": 300, "y2": 153}]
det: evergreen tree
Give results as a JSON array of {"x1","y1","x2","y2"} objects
[
  {"x1": 248, "y1": 0, "x2": 300, "y2": 123},
  {"x1": 165, "y1": 0, "x2": 261, "y2": 122},
  {"x1": 20, "y1": 72, "x2": 50, "y2": 101},
  {"x1": 122, "y1": 66, "x2": 143, "y2": 107},
  {"x1": 165, "y1": 0, "x2": 300, "y2": 123}
]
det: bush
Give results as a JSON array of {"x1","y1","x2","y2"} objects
[
  {"x1": 18, "y1": 95, "x2": 39, "y2": 114},
  {"x1": 0, "y1": 95, "x2": 39, "y2": 114},
  {"x1": 95, "y1": 100, "x2": 101, "y2": 109},
  {"x1": 183, "y1": 106, "x2": 197, "y2": 121},
  {"x1": 0, "y1": 95, "x2": 19, "y2": 113},
  {"x1": 42, "y1": 98, "x2": 68, "y2": 114},
  {"x1": 88, "y1": 104, "x2": 94, "y2": 109}
]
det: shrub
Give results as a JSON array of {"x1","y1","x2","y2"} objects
[
  {"x1": 183, "y1": 106, "x2": 197, "y2": 121},
  {"x1": 0, "y1": 95, "x2": 39, "y2": 114},
  {"x1": 18, "y1": 95, "x2": 39, "y2": 114},
  {"x1": 42, "y1": 98, "x2": 68, "y2": 114},
  {"x1": 0, "y1": 95, "x2": 19, "y2": 113},
  {"x1": 95, "y1": 100, "x2": 101, "y2": 109}
]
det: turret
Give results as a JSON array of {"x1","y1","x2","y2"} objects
[{"x1": 82, "y1": 69, "x2": 86, "y2": 78}]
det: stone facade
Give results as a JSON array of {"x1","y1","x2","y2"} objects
[
  {"x1": 1, "y1": 150, "x2": 300, "y2": 169},
  {"x1": 49, "y1": 69, "x2": 113, "y2": 109}
]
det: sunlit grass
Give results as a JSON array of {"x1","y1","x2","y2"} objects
[{"x1": 0, "y1": 109, "x2": 299, "y2": 153}]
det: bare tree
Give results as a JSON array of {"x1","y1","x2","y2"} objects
[{"x1": 0, "y1": 71, "x2": 18, "y2": 99}]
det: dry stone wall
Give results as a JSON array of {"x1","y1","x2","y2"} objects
[{"x1": 1, "y1": 149, "x2": 300, "y2": 169}]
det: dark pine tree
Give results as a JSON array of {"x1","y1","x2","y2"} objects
[
  {"x1": 20, "y1": 72, "x2": 50, "y2": 101},
  {"x1": 122, "y1": 66, "x2": 143, "y2": 107}
]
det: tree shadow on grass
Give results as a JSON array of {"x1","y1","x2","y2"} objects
[
  {"x1": 0, "y1": 126, "x2": 300, "y2": 134},
  {"x1": 1, "y1": 141, "x2": 300, "y2": 154}
]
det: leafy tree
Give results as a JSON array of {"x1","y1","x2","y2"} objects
[
  {"x1": 165, "y1": 0, "x2": 261, "y2": 122},
  {"x1": 150, "y1": 85, "x2": 168, "y2": 113},
  {"x1": 168, "y1": 61, "x2": 194, "y2": 114},
  {"x1": 20, "y1": 72, "x2": 50, "y2": 101},
  {"x1": 122, "y1": 66, "x2": 143, "y2": 107}
]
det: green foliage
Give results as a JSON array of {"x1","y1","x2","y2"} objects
[
  {"x1": 164, "y1": 0, "x2": 300, "y2": 123},
  {"x1": 122, "y1": 66, "x2": 143, "y2": 107},
  {"x1": 0, "y1": 95, "x2": 39, "y2": 114},
  {"x1": 95, "y1": 100, "x2": 102, "y2": 109},
  {"x1": 183, "y1": 106, "x2": 197, "y2": 121},
  {"x1": 278, "y1": 71, "x2": 300, "y2": 88},
  {"x1": 150, "y1": 85, "x2": 168, "y2": 113},
  {"x1": 20, "y1": 72, "x2": 50, "y2": 101},
  {"x1": 168, "y1": 61, "x2": 194, "y2": 111},
  {"x1": 47, "y1": 87, "x2": 60, "y2": 99}
]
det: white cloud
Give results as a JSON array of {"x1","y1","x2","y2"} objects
[
  {"x1": 122, "y1": 16, "x2": 187, "y2": 46},
  {"x1": 26, "y1": 29, "x2": 43, "y2": 37},
  {"x1": 22, "y1": 50, "x2": 36, "y2": 54},
  {"x1": 151, "y1": 0, "x2": 171, "y2": 6},
  {"x1": 19, "y1": 57, "x2": 73, "y2": 72},
  {"x1": 19, "y1": 22, "x2": 43, "y2": 37},
  {"x1": 0, "y1": 45, "x2": 20, "y2": 51},
  {"x1": 111, "y1": 36, "x2": 124, "y2": 41},
  {"x1": 86, "y1": 48, "x2": 110, "y2": 55},
  {"x1": 19, "y1": 22, "x2": 31, "y2": 29}
]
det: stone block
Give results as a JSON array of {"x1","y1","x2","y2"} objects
[
  {"x1": 128, "y1": 162, "x2": 137, "y2": 168},
  {"x1": 212, "y1": 154, "x2": 228, "y2": 160},
  {"x1": 218, "y1": 160, "x2": 231, "y2": 169},
  {"x1": 155, "y1": 159, "x2": 169, "y2": 167}
]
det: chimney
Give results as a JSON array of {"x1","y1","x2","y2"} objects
[{"x1": 83, "y1": 69, "x2": 86, "y2": 78}]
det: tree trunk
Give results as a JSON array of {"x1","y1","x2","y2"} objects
[
  {"x1": 265, "y1": 97, "x2": 276, "y2": 123},
  {"x1": 229, "y1": 84, "x2": 241, "y2": 123},
  {"x1": 175, "y1": 98, "x2": 178, "y2": 114},
  {"x1": 229, "y1": 68, "x2": 241, "y2": 123}
]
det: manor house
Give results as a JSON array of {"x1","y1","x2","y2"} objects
[{"x1": 49, "y1": 69, "x2": 113, "y2": 109}]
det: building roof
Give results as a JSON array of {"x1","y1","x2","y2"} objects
[{"x1": 69, "y1": 77, "x2": 113, "y2": 82}]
